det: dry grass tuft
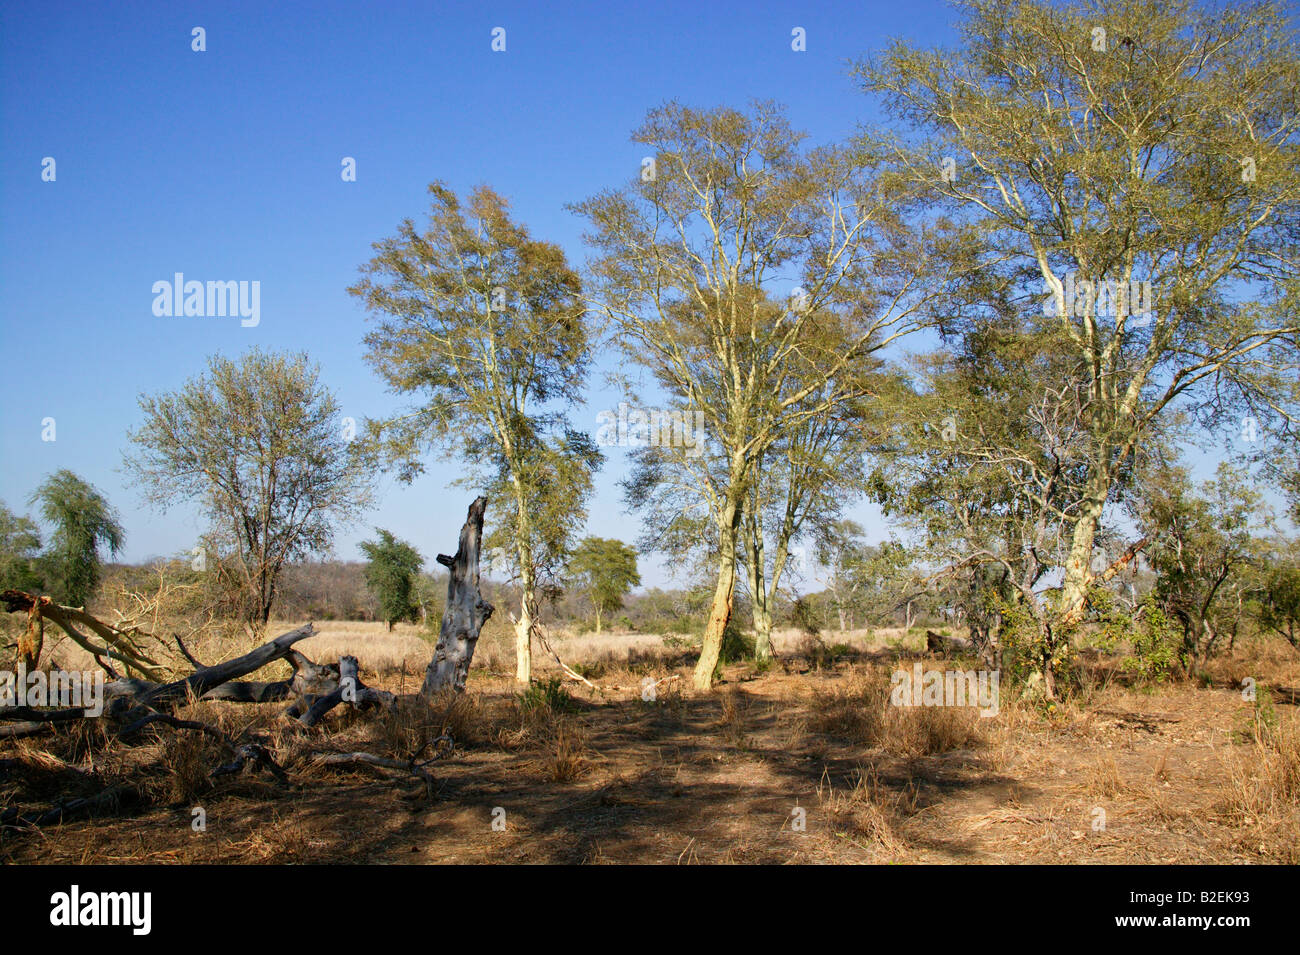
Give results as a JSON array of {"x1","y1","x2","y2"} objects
[
  {"x1": 820, "y1": 769, "x2": 918, "y2": 859},
  {"x1": 807, "y1": 669, "x2": 984, "y2": 757},
  {"x1": 544, "y1": 721, "x2": 591, "y2": 782},
  {"x1": 1217, "y1": 713, "x2": 1300, "y2": 861}
]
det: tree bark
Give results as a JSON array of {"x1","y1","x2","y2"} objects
[
  {"x1": 135, "y1": 623, "x2": 316, "y2": 708},
  {"x1": 421, "y1": 497, "x2": 495, "y2": 695},
  {"x1": 1059, "y1": 483, "x2": 1108, "y2": 619},
  {"x1": 694, "y1": 497, "x2": 742, "y2": 690},
  {"x1": 514, "y1": 588, "x2": 534, "y2": 686},
  {"x1": 753, "y1": 601, "x2": 773, "y2": 661},
  {"x1": 298, "y1": 655, "x2": 394, "y2": 727}
]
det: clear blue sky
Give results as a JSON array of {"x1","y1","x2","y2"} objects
[
  {"x1": 7, "y1": 1, "x2": 1263, "y2": 591},
  {"x1": 2, "y1": 0, "x2": 967, "y2": 587}
]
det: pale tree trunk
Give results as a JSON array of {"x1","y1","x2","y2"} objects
[
  {"x1": 753, "y1": 600, "x2": 773, "y2": 660},
  {"x1": 514, "y1": 574, "x2": 535, "y2": 686},
  {"x1": 694, "y1": 497, "x2": 742, "y2": 690},
  {"x1": 1041, "y1": 475, "x2": 1110, "y2": 699},
  {"x1": 744, "y1": 527, "x2": 773, "y2": 661},
  {"x1": 421, "y1": 497, "x2": 495, "y2": 695},
  {"x1": 1060, "y1": 500, "x2": 1103, "y2": 618},
  {"x1": 509, "y1": 477, "x2": 537, "y2": 685}
]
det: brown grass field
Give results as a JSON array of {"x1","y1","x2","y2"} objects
[{"x1": 2, "y1": 620, "x2": 1297, "y2": 865}]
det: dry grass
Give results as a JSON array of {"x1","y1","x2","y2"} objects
[
  {"x1": 4, "y1": 619, "x2": 1300, "y2": 864},
  {"x1": 806, "y1": 668, "x2": 984, "y2": 757},
  {"x1": 1216, "y1": 712, "x2": 1300, "y2": 862},
  {"x1": 818, "y1": 768, "x2": 918, "y2": 860}
]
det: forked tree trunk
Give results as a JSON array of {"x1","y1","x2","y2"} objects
[{"x1": 421, "y1": 497, "x2": 495, "y2": 695}]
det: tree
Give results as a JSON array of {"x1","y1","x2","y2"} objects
[
  {"x1": 350, "y1": 183, "x2": 601, "y2": 684},
  {"x1": 878, "y1": 317, "x2": 1154, "y2": 676},
  {"x1": 816, "y1": 522, "x2": 919, "y2": 634},
  {"x1": 29, "y1": 470, "x2": 123, "y2": 609},
  {"x1": 569, "y1": 537, "x2": 640, "y2": 633},
  {"x1": 576, "y1": 102, "x2": 953, "y2": 689},
  {"x1": 124, "y1": 349, "x2": 372, "y2": 634},
  {"x1": 1258, "y1": 540, "x2": 1300, "y2": 650},
  {"x1": 0, "y1": 501, "x2": 43, "y2": 593},
  {"x1": 411, "y1": 569, "x2": 447, "y2": 629},
  {"x1": 860, "y1": 0, "x2": 1300, "y2": 690},
  {"x1": 739, "y1": 377, "x2": 888, "y2": 659},
  {"x1": 1139, "y1": 462, "x2": 1270, "y2": 667},
  {"x1": 359, "y1": 529, "x2": 424, "y2": 631}
]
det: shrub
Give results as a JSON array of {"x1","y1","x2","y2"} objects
[{"x1": 518, "y1": 677, "x2": 576, "y2": 716}]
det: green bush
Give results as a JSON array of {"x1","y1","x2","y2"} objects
[
  {"x1": 719, "y1": 622, "x2": 755, "y2": 664},
  {"x1": 518, "y1": 677, "x2": 576, "y2": 715}
]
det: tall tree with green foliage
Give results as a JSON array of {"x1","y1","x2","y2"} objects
[
  {"x1": 816, "y1": 521, "x2": 919, "y2": 633},
  {"x1": 859, "y1": 0, "x2": 1300, "y2": 693},
  {"x1": 576, "y1": 102, "x2": 953, "y2": 688},
  {"x1": 359, "y1": 529, "x2": 424, "y2": 631},
  {"x1": 125, "y1": 349, "x2": 373, "y2": 634},
  {"x1": 569, "y1": 537, "x2": 640, "y2": 633},
  {"x1": 350, "y1": 183, "x2": 601, "y2": 684},
  {"x1": 1257, "y1": 538, "x2": 1300, "y2": 650},
  {"x1": 29, "y1": 470, "x2": 123, "y2": 609}
]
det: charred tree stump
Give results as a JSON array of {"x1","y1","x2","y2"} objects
[{"x1": 422, "y1": 496, "x2": 495, "y2": 695}]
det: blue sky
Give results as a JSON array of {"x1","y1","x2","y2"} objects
[
  {"x1": 2, "y1": 0, "x2": 967, "y2": 587},
  {"x1": 3, "y1": 1, "x2": 1281, "y2": 591}
]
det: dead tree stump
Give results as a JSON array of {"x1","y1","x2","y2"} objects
[{"x1": 421, "y1": 496, "x2": 494, "y2": 695}]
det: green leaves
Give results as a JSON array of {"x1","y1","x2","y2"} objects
[
  {"x1": 124, "y1": 349, "x2": 372, "y2": 630},
  {"x1": 28, "y1": 470, "x2": 123, "y2": 609},
  {"x1": 359, "y1": 528, "x2": 424, "y2": 630},
  {"x1": 568, "y1": 537, "x2": 640, "y2": 631}
]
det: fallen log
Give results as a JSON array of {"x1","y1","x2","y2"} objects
[
  {"x1": 201, "y1": 649, "x2": 338, "y2": 704},
  {"x1": 422, "y1": 496, "x2": 494, "y2": 695},
  {"x1": 297, "y1": 655, "x2": 395, "y2": 727},
  {"x1": 1, "y1": 784, "x2": 140, "y2": 829},
  {"x1": 310, "y1": 734, "x2": 453, "y2": 796},
  {"x1": 134, "y1": 623, "x2": 316, "y2": 709},
  {"x1": 211, "y1": 743, "x2": 289, "y2": 784}
]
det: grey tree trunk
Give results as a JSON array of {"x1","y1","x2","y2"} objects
[{"x1": 422, "y1": 497, "x2": 495, "y2": 695}]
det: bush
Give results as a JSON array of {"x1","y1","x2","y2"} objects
[
  {"x1": 518, "y1": 677, "x2": 576, "y2": 716},
  {"x1": 1091, "y1": 590, "x2": 1183, "y2": 682},
  {"x1": 718, "y1": 622, "x2": 755, "y2": 664}
]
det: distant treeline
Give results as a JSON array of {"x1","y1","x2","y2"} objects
[{"x1": 90, "y1": 559, "x2": 934, "y2": 636}]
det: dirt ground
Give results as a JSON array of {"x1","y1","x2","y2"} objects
[{"x1": 2, "y1": 626, "x2": 1297, "y2": 864}]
